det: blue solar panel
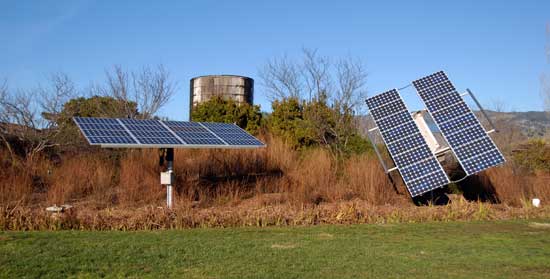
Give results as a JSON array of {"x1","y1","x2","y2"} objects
[
  {"x1": 376, "y1": 111, "x2": 411, "y2": 131},
  {"x1": 385, "y1": 133, "x2": 426, "y2": 155},
  {"x1": 413, "y1": 71, "x2": 505, "y2": 175},
  {"x1": 118, "y1": 119, "x2": 183, "y2": 145},
  {"x1": 73, "y1": 117, "x2": 265, "y2": 148},
  {"x1": 200, "y1": 122, "x2": 264, "y2": 146},
  {"x1": 412, "y1": 71, "x2": 448, "y2": 91},
  {"x1": 162, "y1": 121, "x2": 226, "y2": 145},
  {"x1": 366, "y1": 89, "x2": 449, "y2": 197},
  {"x1": 74, "y1": 117, "x2": 137, "y2": 145},
  {"x1": 366, "y1": 90, "x2": 400, "y2": 109}
]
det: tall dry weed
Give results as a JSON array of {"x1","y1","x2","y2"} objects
[
  {"x1": 117, "y1": 150, "x2": 164, "y2": 206},
  {"x1": 341, "y1": 154, "x2": 398, "y2": 205},
  {"x1": 47, "y1": 154, "x2": 116, "y2": 206},
  {"x1": 287, "y1": 148, "x2": 335, "y2": 204}
]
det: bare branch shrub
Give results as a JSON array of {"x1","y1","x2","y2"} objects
[
  {"x1": 259, "y1": 56, "x2": 302, "y2": 100},
  {"x1": 0, "y1": 74, "x2": 79, "y2": 160},
  {"x1": 260, "y1": 49, "x2": 368, "y2": 158},
  {"x1": 104, "y1": 64, "x2": 177, "y2": 119}
]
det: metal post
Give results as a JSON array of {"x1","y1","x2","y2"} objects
[
  {"x1": 365, "y1": 125, "x2": 389, "y2": 173},
  {"x1": 166, "y1": 148, "x2": 174, "y2": 209},
  {"x1": 466, "y1": 88, "x2": 498, "y2": 133}
]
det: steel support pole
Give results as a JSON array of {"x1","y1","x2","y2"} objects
[
  {"x1": 166, "y1": 148, "x2": 174, "y2": 209},
  {"x1": 466, "y1": 88, "x2": 498, "y2": 133}
]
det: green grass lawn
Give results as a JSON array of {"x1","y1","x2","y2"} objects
[{"x1": 1, "y1": 220, "x2": 550, "y2": 278}]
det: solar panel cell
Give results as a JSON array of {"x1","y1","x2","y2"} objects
[
  {"x1": 119, "y1": 119, "x2": 183, "y2": 145},
  {"x1": 88, "y1": 136, "x2": 136, "y2": 144},
  {"x1": 416, "y1": 80, "x2": 457, "y2": 100},
  {"x1": 392, "y1": 145, "x2": 433, "y2": 168},
  {"x1": 200, "y1": 122, "x2": 264, "y2": 146},
  {"x1": 425, "y1": 91, "x2": 462, "y2": 112},
  {"x1": 438, "y1": 113, "x2": 479, "y2": 133},
  {"x1": 431, "y1": 101, "x2": 471, "y2": 123},
  {"x1": 381, "y1": 121, "x2": 421, "y2": 144},
  {"x1": 461, "y1": 149, "x2": 505, "y2": 174},
  {"x1": 366, "y1": 90, "x2": 400, "y2": 109},
  {"x1": 376, "y1": 110, "x2": 411, "y2": 131},
  {"x1": 385, "y1": 133, "x2": 426, "y2": 155},
  {"x1": 74, "y1": 117, "x2": 138, "y2": 145},
  {"x1": 412, "y1": 71, "x2": 448, "y2": 91},
  {"x1": 445, "y1": 124, "x2": 487, "y2": 147},
  {"x1": 454, "y1": 137, "x2": 496, "y2": 159},
  {"x1": 406, "y1": 170, "x2": 450, "y2": 197},
  {"x1": 399, "y1": 158, "x2": 444, "y2": 184},
  {"x1": 370, "y1": 101, "x2": 407, "y2": 120},
  {"x1": 163, "y1": 121, "x2": 226, "y2": 146}
]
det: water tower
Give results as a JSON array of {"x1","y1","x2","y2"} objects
[{"x1": 189, "y1": 75, "x2": 254, "y2": 120}]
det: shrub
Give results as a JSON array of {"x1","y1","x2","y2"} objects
[
  {"x1": 191, "y1": 96, "x2": 262, "y2": 134},
  {"x1": 512, "y1": 139, "x2": 550, "y2": 173}
]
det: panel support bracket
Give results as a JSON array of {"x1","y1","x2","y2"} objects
[{"x1": 463, "y1": 88, "x2": 499, "y2": 133}]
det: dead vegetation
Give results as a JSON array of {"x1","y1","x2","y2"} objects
[{"x1": 1, "y1": 134, "x2": 549, "y2": 230}]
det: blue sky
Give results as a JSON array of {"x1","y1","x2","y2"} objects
[{"x1": 1, "y1": 1, "x2": 549, "y2": 120}]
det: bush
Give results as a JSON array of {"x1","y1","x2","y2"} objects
[
  {"x1": 267, "y1": 97, "x2": 371, "y2": 155},
  {"x1": 191, "y1": 96, "x2": 262, "y2": 134},
  {"x1": 512, "y1": 139, "x2": 550, "y2": 173}
]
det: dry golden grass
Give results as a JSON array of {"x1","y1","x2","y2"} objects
[
  {"x1": 1, "y1": 135, "x2": 550, "y2": 230},
  {"x1": 47, "y1": 155, "x2": 116, "y2": 207},
  {"x1": 2, "y1": 200, "x2": 549, "y2": 231}
]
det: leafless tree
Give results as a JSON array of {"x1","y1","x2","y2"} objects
[
  {"x1": 259, "y1": 49, "x2": 368, "y2": 159},
  {"x1": 0, "y1": 74, "x2": 78, "y2": 161},
  {"x1": 335, "y1": 56, "x2": 368, "y2": 114},
  {"x1": 39, "y1": 73, "x2": 76, "y2": 124},
  {"x1": 104, "y1": 64, "x2": 177, "y2": 119},
  {"x1": 302, "y1": 48, "x2": 332, "y2": 101},
  {"x1": 260, "y1": 48, "x2": 367, "y2": 112},
  {"x1": 259, "y1": 55, "x2": 303, "y2": 100}
]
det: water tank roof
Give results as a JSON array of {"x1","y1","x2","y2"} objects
[{"x1": 190, "y1": 75, "x2": 253, "y2": 81}]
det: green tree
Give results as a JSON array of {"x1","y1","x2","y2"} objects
[
  {"x1": 268, "y1": 97, "x2": 316, "y2": 148},
  {"x1": 268, "y1": 96, "x2": 370, "y2": 155},
  {"x1": 191, "y1": 96, "x2": 262, "y2": 134},
  {"x1": 260, "y1": 49, "x2": 371, "y2": 157}
]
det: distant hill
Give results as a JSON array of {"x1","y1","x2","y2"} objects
[
  {"x1": 359, "y1": 110, "x2": 550, "y2": 144},
  {"x1": 480, "y1": 110, "x2": 550, "y2": 138}
]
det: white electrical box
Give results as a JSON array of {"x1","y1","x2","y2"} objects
[{"x1": 160, "y1": 171, "x2": 174, "y2": 185}]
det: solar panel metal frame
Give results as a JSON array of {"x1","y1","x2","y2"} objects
[
  {"x1": 73, "y1": 117, "x2": 265, "y2": 149},
  {"x1": 412, "y1": 71, "x2": 505, "y2": 175},
  {"x1": 366, "y1": 89, "x2": 450, "y2": 197}
]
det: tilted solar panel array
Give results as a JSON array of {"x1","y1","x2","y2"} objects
[
  {"x1": 366, "y1": 89, "x2": 449, "y2": 197},
  {"x1": 73, "y1": 117, "x2": 265, "y2": 148},
  {"x1": 412, "y1": 71, "x2": 505, "y2": 175}
]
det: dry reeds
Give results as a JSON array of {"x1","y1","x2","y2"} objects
[
  {"x1": 2, "y1": 200, "x2": 549, "y2": 231},
  {"x1": 1, "y1": 134, "x2": 550, "y2": 230}
]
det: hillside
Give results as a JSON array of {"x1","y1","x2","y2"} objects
[{"x1": 481, "y1": 110, "x2": 550, "y2": 138}]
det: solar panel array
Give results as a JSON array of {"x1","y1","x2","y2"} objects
[
  {"x1": 412, "y1": 71, "x2": 505, "y2": 175},
  {"x1": 73, "y1": 117, "x2": 265, "y2": 148},
  {"x1": 366, "y1": 89, "x2": 449, "y2": 197}
]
